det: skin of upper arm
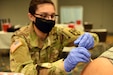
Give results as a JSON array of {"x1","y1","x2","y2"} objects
[{"x1": 80, "y1": 57, "x2": 113, "y2": 75}]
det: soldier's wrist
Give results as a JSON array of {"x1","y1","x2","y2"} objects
[{"x1": 52, "y1": 59, "x2": 66, "y2": 72}]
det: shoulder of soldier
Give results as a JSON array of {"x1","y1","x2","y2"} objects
[
  {"x1": 13, "y1": 25, "x2": 31, "y2": 37},
  {"x1": 11, "y1": 25, "x2": 32, "y2": 46},
  {"x1": 54, "y1": 25, "x2": 83, "y2": 37},
  {"x1": 10, "y1": 39, "x2": 23, "y2": 53}
]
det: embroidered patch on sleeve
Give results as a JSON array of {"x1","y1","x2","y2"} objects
[{"x1": 10, "y1": 40, "x2": 22, "y2": 53}]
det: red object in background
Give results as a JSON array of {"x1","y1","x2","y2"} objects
[
  {"x1": 76, "y1": 20, "x2": 81, "y2": 25},
  {"x1": 2, "y1": 23, "x2": 11, "y2": 32},
  {"x1": 68, "y1": 24, "x2": 75, "y2": 28}
]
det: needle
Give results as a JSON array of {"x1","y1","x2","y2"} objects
[{"x1": 90, "y1": 58, "x2": 93, "y2": 62}]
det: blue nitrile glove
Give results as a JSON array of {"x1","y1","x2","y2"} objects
[
  {"x1": 64, "y1": 47, "x2": 91, "y2": 72},
  {"x1": 74, "y1": 32, "x2": 94, "y2": 49}
]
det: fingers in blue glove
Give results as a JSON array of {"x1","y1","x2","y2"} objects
[
  {"x1": 64, "y1": 47, "x2": 91, "y2": 72},
  {"x1": 69, "y1": 47, "x2": 91, "y2": 62},
  {"x1": 85, "y1": 35, "x2": 94, "y2": 49},
  {"x1": 74, "y1": 32, "x2": 94, "y2": 49}
]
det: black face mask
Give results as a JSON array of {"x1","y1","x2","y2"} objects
[{"x1": 34, "y1": 17, "x2": 55, "y2": 33}]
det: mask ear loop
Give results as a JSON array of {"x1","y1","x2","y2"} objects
[{"x1": 32, "y1": 15, "x2": 37, "y2": 25}]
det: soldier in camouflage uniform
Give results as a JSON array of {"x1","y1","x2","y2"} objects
[{"x1": 9, "y1": 0, "x2": 99, "y2": 75}]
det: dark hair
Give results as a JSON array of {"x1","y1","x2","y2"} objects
[{"x1": 29, "y1": 0, "x2": 54, "y2": 15}]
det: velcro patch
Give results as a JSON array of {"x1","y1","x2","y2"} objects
[
  {"x1": 41, "y1": 63, "x2": 52, "y2": 68},
  {"x1": 10, "y1": 40, "x2": 22, "y2": 53}
]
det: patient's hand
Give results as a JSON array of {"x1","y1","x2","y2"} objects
[{"x1": 81, "y1": 57, "x2": 113, "y2": 75}]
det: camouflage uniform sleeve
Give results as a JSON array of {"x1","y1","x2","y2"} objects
[
  {"x1": 56, "y1": 26, "x2": 99, "y2": 47},
  {"x1": 38, "y1": 59, "x2": 69, "y2": 75},
  {"x1": 99, "y1": 47, "x2": 113, "y2": 64},
  {"x1": 89, "y1": 32, "x2": 99, "y2": 47},
  {"x1": 57, "y1": 27, "x2": 84, "y2": 46},
  {"x1": 10, "y1": 36, "x2": 37, "y2": 75}
]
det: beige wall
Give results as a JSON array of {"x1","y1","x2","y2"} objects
[
  {"x1": 58, "y1": 0, "x2": 113, "y2": 33},
  {"x1": 0, "y1": 0, "x2": 30, "y2": 26},
  {"x1": 0, "y1": 0, "x2": 113, "y2": 33}
]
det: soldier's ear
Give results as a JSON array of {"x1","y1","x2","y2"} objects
[{"x1": 28, "y1": 13, "x2": 35, "y2": 22}]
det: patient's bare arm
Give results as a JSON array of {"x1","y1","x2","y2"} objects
[{"x1": 80, "y1": 57, "x2": 113, "y2": 75}]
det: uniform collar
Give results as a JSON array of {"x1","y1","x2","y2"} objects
[{"x1": 28, "y1": 23, "x2": 38, "y2": 47}]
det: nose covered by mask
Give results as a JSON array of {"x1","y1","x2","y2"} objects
[{"x1": 33, "y1": 17, "x2": 55, "y2": 33}]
